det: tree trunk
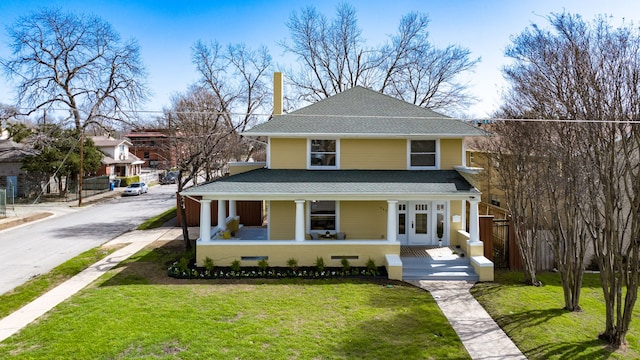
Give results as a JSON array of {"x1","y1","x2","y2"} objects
[{"x1": 178, "y1": 194, "x2": 192, "y2": 251}]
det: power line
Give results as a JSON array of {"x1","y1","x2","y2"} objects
[{"x1": 6, "y1": 106, "x2": 640, "y2": 124}]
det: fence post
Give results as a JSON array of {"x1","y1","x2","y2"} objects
[{"x1": 479, "y1": 215, "x2": 495, "y2": 261}]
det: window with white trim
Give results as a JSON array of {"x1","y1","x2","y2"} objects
[
  {"x1": 309, "y1": 201, "x2": 337, "y2": 232},
  {"x1": 409, "y1": 140, "x2": 437, "y2": 168},
  {"x1": 309, "y1": 139, "x2": 337, "y2": 168}
]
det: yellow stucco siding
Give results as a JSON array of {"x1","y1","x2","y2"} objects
[
  {"x1": 340, "y1": 201, "x2": 387, "y2": 239},
  {"x1": 340, "y1": 139, "x2": 406, "y2": 169},
  {"x1": 270, "y1": 138, "x2": 307, "y2": 169},
  {"x1": 440, "y1": 138, "x2": 463, "y2": 169},
  {"x1": 196, "y1": 242, "x2": 400, "y2": 268},
  {"x1": 268, "y1": 201, "x2": 297, "y2": 240}
]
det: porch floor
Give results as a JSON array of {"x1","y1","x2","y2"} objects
[
  {"x1": 400, "y1": 246, "x2": 465, "y2": 259},
  {"x1": 234, "y1": 226, "x2": 268, "y2": 240}
]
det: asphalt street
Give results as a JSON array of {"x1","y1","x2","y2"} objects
[{"x1": 0, "y1": 184, "x2": 177, "y2": 295}]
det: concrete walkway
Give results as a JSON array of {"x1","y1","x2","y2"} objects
[
  {"x1": 0, "y1": 227, "x2": 180, "y2": 342},
  {"x1": 409, "y1": 280, "x2": 527, "y2": 360}
]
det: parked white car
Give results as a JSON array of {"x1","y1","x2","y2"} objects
[{"x1": 123, "y1": 182, "x2": 148, "y2": 196}]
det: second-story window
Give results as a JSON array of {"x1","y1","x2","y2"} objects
[
  {"x1": 309, "y1": 139, "x2": 337, "y2": 168},
  {"x1": 410, "y1": 140, "x2": 437, "y2": 168}
]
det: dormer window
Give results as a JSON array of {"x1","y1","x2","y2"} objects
[
  {"x1": 309, "y1": 139, "x2": 338, "y2": 169},
  {"x1": 409, "y1": 140, "x2": 438, "y2": 169}
]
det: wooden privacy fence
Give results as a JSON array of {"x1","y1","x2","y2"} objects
[
  {"x1": 176, "y1": 195, "x2": 264, "y2": 227},
  {"x1": 479, "y1": 214, "x2": 555, "y2": 271}
]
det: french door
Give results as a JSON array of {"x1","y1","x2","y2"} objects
[{"x1": 397, "y1": 201, "x2": 448, "y2": 246}]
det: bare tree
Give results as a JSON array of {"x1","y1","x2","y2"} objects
[
  {"x1": 502, "y1": 12, "x2": 640, "y2": 347},
  {"x1": 1, "y1": 8, "x2": 148, "y2": 205},
  {"x1": 539, "y1": 122, "x2": 590, "y2": 311},
  {"x1": 165, "y1": 86, "x2": 241, "y2": 250},
  {"x1": 280, "y1": 3, "x2": 478, "y2": 112},
  {"x1": 488, "y1": 118, "x2": 546, "y2": 286}
]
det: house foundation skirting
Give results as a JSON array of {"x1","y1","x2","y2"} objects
[{"x1": 196, "y1": 240, "x2": 400, "y2": 277}]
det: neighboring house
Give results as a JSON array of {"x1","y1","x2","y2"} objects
[
  {"x1": 90, "y1": 136, "x2": 144, "y2": 179},
  {"x1": 465, "y1": 145, "x2": 507, "y2": 214},
  {"x1": 126, "y1": 129, "x2": 176, "y2": 170},
  {"x1": 182, "y1": 74, "x2": 493, "y2": 281},
  {"x1": 0, "y1": 139, "x2": 38, "y2": 198}
]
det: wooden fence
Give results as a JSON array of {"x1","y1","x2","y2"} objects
[
  {"x1": 176, "y1": 195, "x2": 263, "y2": 227},
  {"x1": 479, "y1": 214, "x2": 555, "y2": 271}
]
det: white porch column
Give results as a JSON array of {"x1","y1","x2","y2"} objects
[
  {"x1": 199, "y1": 199, "x2": 212, "y2": 241},
  {"x1": 229, "y1": 200, "x2": 237, "y2": 218},
  {"x1": 468, "y1": 197, "x2": 481, "y2": 243},
  {"x1": 295, "y1": 200, "x2": 305, "y2": 241},
  {"x1": 387, "y1": 200, "x2": 398, "y2": 242},
  {"x1": 218, "y1": 200, "x2": 227, "y2": 231}
]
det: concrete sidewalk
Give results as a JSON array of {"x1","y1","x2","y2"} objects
[
  {"x1": 410, "y1": 280, "x2": 527, "y2": 360},
  {"x1": 0, "y1": 227, "x2": 181, "y2": 343}
]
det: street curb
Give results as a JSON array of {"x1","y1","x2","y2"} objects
[{"x1": 0, "y1": 212, "x2": 54, "y2": 231}]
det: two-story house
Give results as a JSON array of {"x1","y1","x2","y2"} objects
[
  {"x1": 91, "y1": 136, "x2": 144, "y2": 180},
  {"x1": 182, "y1": 73, "x2": 493, "y2": 281}
]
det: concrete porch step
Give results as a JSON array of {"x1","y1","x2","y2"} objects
[
  {"x1": 403, "y1": 271, "x2": 479, "y2": 281},
  {"x1": 401, "y1": 257, "x2": 479, "y2": 281}
]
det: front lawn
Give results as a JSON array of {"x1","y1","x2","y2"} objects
[
  {"x1": 0, "y1": 241, "x2": 469, "y2": 359},
  {"x1": 472, "y1": 271, "x2": 640, "y2": 359}
]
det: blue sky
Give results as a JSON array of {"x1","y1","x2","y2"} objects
[{"x1": 0, "y1": 0, "x2": 639, "y2": 119}]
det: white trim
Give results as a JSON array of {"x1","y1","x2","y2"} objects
[
  {"x1": 199, "y1": 199, "x2": 212, "y2": 241},
  {"x1": 295, "y1": 200, "x2": 305, "y2": 241},
  {"x1": 190, "y1": 192, "x2": 480, "y2": 202},
  {"x1": 454, "y1": 165, "x2": 484, "y2": 174},
  {"x1": 387, "y1": 200, "x2": 398, "y2": 242},
  {"x1": 407, "y1": 139, "x2": 440, "y2": 170},
  {"x1": 266, "y1": 138, "x2": 271, "y2": 169},
  {"x1": 306, "y1": 200, "x2": 340, "y2": 234},
  {"x1": 307, "y1": 138, "x2": 340, "y2": 170},
  {"x1": 217, "y1": 200, "x2": 227, "y2": 231},
  {"x1": 242, "y1": 132, "x2": 485, "y2": 138}
]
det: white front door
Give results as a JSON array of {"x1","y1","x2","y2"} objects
[
  {"x1": 397, "y1": 201, "x2": 449, "y2": 246},
  {"x1": 409, "y1": 201, "x2": 431, "y2": 245}
]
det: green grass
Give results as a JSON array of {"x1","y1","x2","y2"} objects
[
  {"x1": 471, "y1": 271, "x2": 640, "y2": 359},
  {"x1": 0, "y1": 241, "x2": 470, "y2": 360},
  {"x1": 0, "y1": 245, "x2": 122, "y2": 319},
  {"x1": 136, "y1": 207, "x2": 176, "y2": 230}
]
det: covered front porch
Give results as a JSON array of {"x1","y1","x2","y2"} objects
[{"x1": 182, "y1": 168, "x2": 493, "y2": 281}]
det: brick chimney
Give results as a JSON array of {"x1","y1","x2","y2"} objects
[{"x1": 273, "y1": 72, "x2": 283, "y2": 115}]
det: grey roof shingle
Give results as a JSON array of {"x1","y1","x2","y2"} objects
[
  {"x1": 243, "y1": 86, "x2": 486, "y2": 137},
  {"x1": 182, "y1": 168, "x2": 478, "y2": 198}
]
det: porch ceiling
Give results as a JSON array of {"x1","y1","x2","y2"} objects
[{"x1": 182, "y1": 169, "x2": 480, "y2": 200}]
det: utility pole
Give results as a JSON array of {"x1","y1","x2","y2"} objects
[{"x1": 78, "y1": 130, "x2": 84, "y2": 207}]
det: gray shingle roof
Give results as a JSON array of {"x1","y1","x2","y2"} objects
[
  {"x1": 243, "y1": 86, "x2": 486, "y2": 137},
  {"x1": 182, "y1": 168, "x2": 479, "y2": 198}
]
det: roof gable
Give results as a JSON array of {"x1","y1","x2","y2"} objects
[
  {"x1": 90, "y1": 136, "x2": 132, "y2": 148},
  {"x1": 243, "y1": 86, "x2": 486, "y2": 137}
]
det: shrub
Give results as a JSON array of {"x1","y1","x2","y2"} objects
[
  {"x1": 257, "y1": 258, "x2": 269, "y2": 271},
  {"x1": 366, "y1": 258, "x2": 377, "y2": 272},
  {"x1": 204, "y1": 257, "x2": 215, "y2": 272},
  {"x1": 341, "y1": 257, "x2": 351, "y2": 271},
  {"x1": 287, "y1": 257, "x2": 299, "y2": 271},
  {"x1": 315, "y1": 257, "x2": 325, "y2": 272},
  {"x1": 230, "y1": 259, "x2": 241, "y2": 272},
  {"x1": 177, "y1": 256, "x2": 190, "y2": 273}
]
